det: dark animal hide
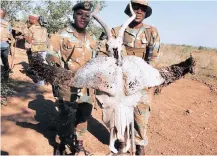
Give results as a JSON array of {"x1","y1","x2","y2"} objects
[
  {"x1": 29, "y1": 54, "x2": 75, "y2": 86},
  {"x1": 30, "y1": 54, "x2": 195, "y2": 94},
  {"x1": 154, "y1": 55, "x2": 196, "y2": 94}
]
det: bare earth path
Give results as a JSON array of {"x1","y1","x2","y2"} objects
[{"x1": 1, "y1": 49, "x2": 217, "y2": 155}]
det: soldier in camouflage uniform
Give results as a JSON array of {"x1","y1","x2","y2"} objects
[
  {"x1": 23, "y1": 14, "x2": 49, "y2": 86},
  {"x1": 109, "y1": 0, "x2": 160, "y2": 155},
  {"x1": 46, "y1": 1, "x2": 96, "y2": 155},
  {"x1": 0, "y1": 8, "x2": 15, "y2": 80}
]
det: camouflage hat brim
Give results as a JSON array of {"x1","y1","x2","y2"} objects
[{"x1": 124, "y1": 3, "x2": 152, "y2": 18}]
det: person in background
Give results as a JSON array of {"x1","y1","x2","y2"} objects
[
  {"x1": 0, "y1": 8, "x2": 15, "y2": 80},
  {"x1": 23, "y1": 14, "x2": 49, "y2": 86}
]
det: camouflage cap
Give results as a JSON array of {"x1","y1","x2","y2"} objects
[
  {"x1": 72, "y1": 1, "x2": 93, "y2": 12},
  {"x1": 125, "y1": 0, "x2": 152, "y2": 18}
]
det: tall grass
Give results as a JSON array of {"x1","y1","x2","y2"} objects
[{"x1": 156, "y1": 44, "x2": 217, "y2": 89}]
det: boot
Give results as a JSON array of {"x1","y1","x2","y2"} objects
[{"x1": 135, "y1": 145, "x2": 145, "y2": 155}]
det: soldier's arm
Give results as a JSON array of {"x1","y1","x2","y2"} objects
[
  {"x1": 46, "y1": 34, "x2": 62, "y2": 67},
  {"x1": 9, "y1": 36, "x2": 15, "y2": 56},
  {"x1": 23, "y1": 28, "x2": 33, "y2": 44},
  {"x1": 8, "y1": 24, "x2": 15, "y2": 56},
  {"x1": 24, "y1": 35, "x2": 33, "y2": 44},
  {"x1": 148, "y1": 27, "x2": 161, "y2": 67}
]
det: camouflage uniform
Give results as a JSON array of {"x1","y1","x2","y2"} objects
[
  {"x1": 46, "y1": 23, "x2": 97, "y2": 148},
  {"x1": 24, "y1": 15, "x2": 49, "y2": 85},
  {"x1": 0, "y1": 13, "x2": 14, "y2": 79},
  {"x1": 111, "y1": 22, "x2": 160, "y2": 146},
  {"x1": 25, "y1": 21, "x2": 48, "y2": 55}
]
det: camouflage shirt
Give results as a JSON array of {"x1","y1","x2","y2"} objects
[
  {"x1": 24, "y1": 23, "x2": 49, "y2": 52},
  {"x1": 0, "y1": 19, "x2": 12, "y2": 48},
  {"x1": 112, "y1": 23, "x2": 160, "y2": 66},
  {"x1": 46, "y1": 24, "x2": 97, "y2": 102},
  {"x1": 47, "y1": 24, "x2": 96, "y2": 70}
]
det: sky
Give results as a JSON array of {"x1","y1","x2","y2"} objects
[{"x1": 96, "y1": 0, "x2": 217, "y2": 48}]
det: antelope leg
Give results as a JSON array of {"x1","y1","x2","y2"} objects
[
  {"x1": 131, "y1": 119, "x2": 136, "y2": 155},
  {"x1": 109, "y1": 127, "x2": 118, "y2": 154},
  {"x1": 123, "y1": 125, "x2": 131, "y2": 153}
]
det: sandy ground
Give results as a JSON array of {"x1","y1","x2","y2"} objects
[{"x1": 1, "y1": 49, "x2": 217, "y2": 155}]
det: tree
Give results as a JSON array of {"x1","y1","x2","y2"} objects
[
  {"x1": 33, "y1": 0, "x2": 106, "y2": 37},
  {"x1": 0, "y1": 1, "x2": 33, "y2": 22},
  {"x1": 86, "y1": 0, "x2": 107, "y2": 39},
  {"x1": 33, "y1": 0, "x2": 73, "y2": 34},
  {"x1": 1, "y1": 0, "x2": 107, "y2": 38}
]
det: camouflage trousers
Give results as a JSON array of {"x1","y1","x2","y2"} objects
[
  {"x1": 57, "y1": 100, "x2": 93, "y2": 145},
  {"x1": 134, "y1": 89, "x2": 152, "y2": 146}
]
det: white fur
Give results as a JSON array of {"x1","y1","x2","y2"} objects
[
  {"x1": 73, "y1": 56, "x2": 164, "y2": 95},
  {"x1": 72, "y1": 55, "x2": 165, "y2": 153}
]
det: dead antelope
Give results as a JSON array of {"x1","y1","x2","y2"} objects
[{"x1": 30, "y1": 2, "x2": 195, "y2": 155}]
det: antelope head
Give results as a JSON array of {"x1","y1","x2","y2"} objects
[{"x1": 92, "y1": 2, "x2": 136, "y2": 66}]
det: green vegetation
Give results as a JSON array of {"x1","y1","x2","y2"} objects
[{"x1": 0, "y1": 0, "x2": 106, "y2": 37}]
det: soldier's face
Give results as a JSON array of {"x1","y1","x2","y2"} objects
[
  {"x1": 29, "y1": 18, "x2": 37, "y2": 25},
  {"x1": 74, "y1": 9, "x2": 90, "y2": 29},
  {"x1": 0, "y1": 10, "x2": 6, "y2": 19},
  {"x1": 132, "y1": 3, "x2": 146, "y2": 23}
]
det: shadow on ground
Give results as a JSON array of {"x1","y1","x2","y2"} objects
[
  {"x1": 1, "y1": 75, "x2": 49, "y2": 102},
  {"x1": 88, "y1": 115, "x2": 110, "y2": 145},
  {"x1": 16, "y1": 94, "x2": 58, "y2": 148},
  {"x1": 1, "y1": 150, "x2": 9, "y2": 155}
]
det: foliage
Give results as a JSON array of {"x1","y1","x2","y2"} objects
[
  {"x1": 1, "y1": 75, "x2": 19, "y2": 105},
  {"x1": 33, "y1": 0, "x2": 106, "y2": 36},
  {"x1": 33, "y1": 0, "x2": 73, "y2": 34},
  {"x1": 0, "y1": 0, "x2": 106, "y2": 37},
  {"x1": 86, "y1": 0, "x2": 107, "y2": 39},
  {"x1": 0, "y1": 0, "x2": 33, "y2": 22}
]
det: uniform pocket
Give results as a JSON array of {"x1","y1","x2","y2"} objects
[{"x1": 124, "y1": 32, "x2": 133, "y2": 45}]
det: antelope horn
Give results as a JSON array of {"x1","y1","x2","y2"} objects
[
  {"x1": 118, "y1": 2, "x2": 136, "y2": 38},
  {"x1": 92, "y1": 3, "x2": 112, "y2": 41}
]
